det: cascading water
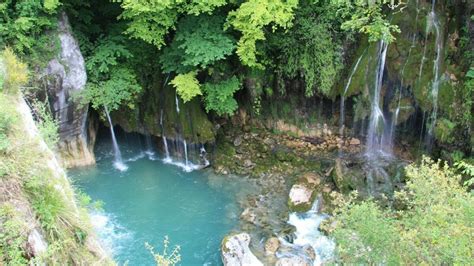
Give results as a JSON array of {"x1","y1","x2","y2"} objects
[
  {"x1": 175, "y1": 92, "x2": 180, "y2": 114},
  {"x1": 144, "y1": 134, "x2": 156, "y2": 160},
  {"x1": 183, "y1": 139, "x2": 189, "y2": 167},
  {"x1": 339, "y1": 51, "x2": 366, "y2": 138},
  {"x1": 280, "y1": 200, "x2": 335, "y2": 265},
  {"x1": 425, "y1": 1, "x2": 442, "y2": 150},
  {"x1": 162, "y1": 136, "x2": 171, "y2": 163},
  {"x1": 104, "y1": 106, "x2": 127, "y2": 171},
  {"x1": 366, "y1": 41, "x2": 390, "y2": 158}
]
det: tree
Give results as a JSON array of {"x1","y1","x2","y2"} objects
[
  {"x1": 271, "y1": 3, "x2": 344, "y2": 96},
  {"x1": 202, "y1": 76, "x2": 241, "y2": 116},
  {"x1": 78, "y1": 35, "x2": 142, "y2": 111},
  {"x1": 0, "y1": 0, "x2": 59, "y2": 54},
  {"x1": 327, "y1": 0, "x2": 402, "y2": 43},
  {"x1": 226, "y1": 0, "x2": 298, "y2": 68},
  {"x1": 159, "y1": 14, "x2": 235, "y2": 74},
  {"x1": 118, "y1": 0, "x2": 227, "y2": 49},
  {"x1": 169, "y1": 72, "x2": 201, "y2": 103}
]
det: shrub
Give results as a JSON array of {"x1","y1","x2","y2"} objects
[
  {"x1": 0, "y1": 205, "x2": 28, "y2": 265},
  {"x1": 32, "y1": 100, "x2": 59, "y2": 149},
  {"x1": 0, "y1": 95, "x2": 18, "y2": 153},
  {"x1": 329, "y1": 157, "x2": 474, "y2": 264},
  {"x1": 146, "y1": 236, "x2": 181, "y2": 266},
  {"x1": 1, "y1": 48, "x2": 28, "y2": 94}
]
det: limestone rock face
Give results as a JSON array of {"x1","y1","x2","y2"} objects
[
  {"x1": 42, "y1": 12, "x2": 95, "y2": 168},
  {"x1": 221, "y1": 233, "x2": 263, "y2": 266}
]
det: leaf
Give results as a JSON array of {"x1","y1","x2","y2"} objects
[{"x1": 169, "y1": 71, "x2": 202, "y2": 103}]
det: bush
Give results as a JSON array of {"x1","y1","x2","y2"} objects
[
  {"x1": 146, "y1": 236, "x2": 181, "y2": 266},
  {"x1": 0, "y1": 205, "x2": 28, "y2": 265},
  {"x1": 329, "y1": 157, "x2": 474, "y2": 264},
  {"x1": 32, "y1": 100, "x2": 59, "y2": 149},
  {"x1": 1, "y1": 48, "x2": 28, "y2": 94},
  {"x1": 0, "y1": 96, "x2": 18, "y2": 153}
]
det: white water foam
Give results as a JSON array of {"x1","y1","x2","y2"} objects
[
  {"x1": 283, "y1": 201, "x2": 335, "y2": 265},
  {"x1": 162, "y1": 158, "x2": 202, "y2": 172},
  {"x1": 90, "y1": 211, "x2": 132, "y2": 256},
  {"x1": 113, "y1": 161, "x2": 128, "y2": 172}
]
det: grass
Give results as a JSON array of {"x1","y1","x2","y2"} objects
[{"x1": 0, "y1": 50, "x2": 111, "y2": 264}]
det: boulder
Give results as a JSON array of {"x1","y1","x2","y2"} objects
[
  {"x1": 288, "y1": 172, "x2": 321, "y2": 212},
  {"x1": 240, "y1": 208, "x2": 256, "y2": 224},
  {"x1": 275, "y1": 256, "x2": 311, "y2": 266},
  {"x1": 302, "y1": 172, "x2": 321, "y2": 186},
  {"x1": 349, "y1": 138, "x2": 361, "y2": 145},
  {"x1": 234, "y1": 136, "x2": 243, "y2": 147},
  {"x1": 264, "y1": 237, "x2": 280, "y2": 255},
  {"x1": 289, "y1": 185, "x2": 313, "y2": 206},
  {"x1": 221, "y1": 233, "x2": 263, "y2": 266}
]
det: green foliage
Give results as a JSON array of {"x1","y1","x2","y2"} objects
[
  {"x1": 0, "y1": 205, "x2": 28, "y2": 265},
  {"x1": 1, "y1": 48, "x2": 28, "y2": 94},
  {"x1": 119, "y1": 0, "x2": 226, "y2": 49},
  {"x1": 85, "y1": 35, "x2": 133, "y2": 82},
  {"x1": 0, "y1": 97, "x2": 17, "y2": 153},
  {"x1": 44, "y1": 0, "x2": 61, "y2": 13},
  {"x1": 26, "y1": 176, "x2": 67, "y2": 237},
  {"x1": 32, "y1": 100, "x2": 59, "y2": 149},
  {"x1": 0, "y1": 0, "x2": 57, "y2": 54},
  {"x1": 454, "y1": 160, "x2": 474, "y2": 187},
  {"x1": 79, "y1": 35, "x2": 142, "y2": 112},
  {"x1": 146, "y1": 236, "x2": 181, "y2": 266},
  {"x1": 328, "y1": 0, "x2": 401, "y2": 43},
  {"x1": 331, "y1": 199, "x2": 400, "y2": 264},
  {"x1": 169, "y1": 72, "x2": 202, "y2": 103},
  {"x1": 226, "y1": 0, "x2": 298, "y2": 68},
  {"x1": 273, "y1": 5, "x2": 343, "y2": 96},
  {"x1": 82, "y1": 67, "x2": 142, "y2": 111},
  {"x1": 202, "y1": 76, "x2": 241, "y2": 116},
  {"x1": 160, "y1": 14, "x2": 235, "y2": 74},
  {"x1": 434, "y1": 118, "x2": 455, "y2": 144},
  {"x1": 329, "y1": 157, "x2": 474, "y2": 264}
]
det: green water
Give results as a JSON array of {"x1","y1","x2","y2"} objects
[{"x1": 70, "y1": 133, "x2": 249, "y2": 265}]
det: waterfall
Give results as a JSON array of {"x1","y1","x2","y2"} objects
[
  {"x1": 183, "y1": 139, "x2": 189, "y2": 167},
  {"x1": 145, "y1": 134, "x2": 156, "y2": 160},
  {"x1": 425, "y1": 2, "x2": 442, "y2": 150},
  {"x1": 339, "y1": 51, "x2": 365, "y2": 137},
  {"x1": 162, "y1": 136, "x2": 171, "y2": 163},
  {"x1": 175, "y1": 93, "x2": 180, "y2": 114},
  {"x1": 282, "y1": 200, "x2": 335, "y2": 265},
  {"x1": 366, "y1": 41, "x2": 389, "y2": 158},
  {"x1": 104, "y1": 106, "x2": 127, "y2": 171}
]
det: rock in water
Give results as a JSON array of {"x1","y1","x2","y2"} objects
[
  {"x1": 288, "y1": 172, "x2": 320, "y2": 212},
  {"x1": 275, "y1": 256, "x2": 311, "y2": 266},
  {"x1": 42, "y1": 12, "x2": 96, "y2": 168},
  {"x1": 264, "y1": 237, "x2": 280, "y2": 255},
  {"x1": 221, "y1": 233, "x2": 263, "y2": 266},
  {"x1": 289, "y1": 185, "x2": 313, "y2": 207}
]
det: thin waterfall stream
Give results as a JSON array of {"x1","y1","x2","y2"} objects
[
  {"x1": 425, "y1": 0, "x2": 442, "y2": 150},
  {"x1": 339, "y1": 50, "x2": 366, "y2": 138},
  {"x1": 104, "y1": 106, "x2": 127, "y2": 171},
  {"x1": 366, "y1": 41, "x2": 390, "y2": 158}
]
